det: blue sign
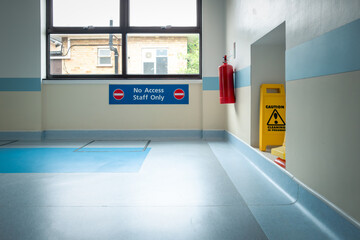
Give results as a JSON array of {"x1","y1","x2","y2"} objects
[{"x1": 109, "y1": 84, "x2": 189, "y2": 105}]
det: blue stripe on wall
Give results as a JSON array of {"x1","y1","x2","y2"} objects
[
  {"x1": 235, "y1": 66, "x2": 251, "y2": 88},
  {"x1": 202, "y1": 77, "x2": 219, "y2": 90},
  {"x1": 286, "y1": 18, "x2": 360, "y2": 81},
  {"x1": 203, "y1": 66, "x2": 251, "y2": 91},
  {"x1": 43, "y1": 130, "x2": 203, "y2": 140},
  {"x1": 1, "y1": 130, "x2": 226, "y2": 141},
  {"x1": 0, "y1": 78, "x2": 41, "y2": 91}
]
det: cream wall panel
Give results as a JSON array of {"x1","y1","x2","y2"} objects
[
  {"x1": 287, "y1": 70, "x2": 360, "y2": 222},
  {"x1": 42, "y1": 84, "x2": 202, "y2": 130},
  {"x1": 226, "y1": 87, "x2": 251, "y2": 144},
  {"x1": 202, "y1": 91, "x2": 226, "y2": 130},
  {"x1": 0, "y1": 92, "x2": 42, "y2": 131}
]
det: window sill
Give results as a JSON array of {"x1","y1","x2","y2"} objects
[
  {"x1": 96, "y1": 65, "x2": 113, "y2": 67},
  {"x1": 51, "y1": 56, "x2": 71, "y2": 60},
  {"x1": 42, "y1": 79, "x2": 203, "y2": 85}
]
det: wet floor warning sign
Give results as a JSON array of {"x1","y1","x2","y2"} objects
[
  {"x1": 267, "y1": 109, "x2": 286, "y2": 131},
  {"x1": 259, "y1": 84, "x2": 286, "y2": 151}
]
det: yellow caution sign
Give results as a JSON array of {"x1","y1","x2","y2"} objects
[{"x1": 259, "y1": 84, "x2": 286, "y2": 151}]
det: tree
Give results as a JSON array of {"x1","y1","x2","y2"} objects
[{"x1": 179, "y1": 36, "x2": 199, "y2": 74}]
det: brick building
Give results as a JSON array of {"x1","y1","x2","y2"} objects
[{"x1": 50, "y1": 34, "x2": 189, "y2": 75}]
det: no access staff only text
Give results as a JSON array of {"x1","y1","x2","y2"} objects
[{"x1": 133, "y1": 87, "x2": 165, "y2": 101}]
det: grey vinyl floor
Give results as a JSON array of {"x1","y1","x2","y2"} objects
[{"x1": 0, "y1": 140, "x2": 267, "y2": 240}]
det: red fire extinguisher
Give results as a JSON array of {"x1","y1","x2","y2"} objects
[{"x1": 218, "y1": 55, "x2": 235, "y2": 104}]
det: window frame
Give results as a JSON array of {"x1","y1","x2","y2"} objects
[{"x1": 46, "y1": 0, "x2": 202, "y2": 80}]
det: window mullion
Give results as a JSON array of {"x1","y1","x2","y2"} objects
[
  {"x1": 197, "y1": 0, "x2": 202, "y2": 29},
  {"x1": 121, "y1": 0, "x2": 129, "y2": 77},
  {"x1": 48, "y1": 27, "x2": 124, "y2": 35},
  {"x1": 126, "y1": 27, "x2": 200, "y2": 34}
]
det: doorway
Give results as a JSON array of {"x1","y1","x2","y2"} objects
[{"x1": 250, "y1": 22, "x2": 286, "y2": 148}]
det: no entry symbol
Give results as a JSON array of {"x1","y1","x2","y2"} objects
[
  {"x1": 113, "y1": 89, "x2": 124, "y2": 100},
  {"x1": 174, "y1": 88, "x2": 185, "y2": 100}
]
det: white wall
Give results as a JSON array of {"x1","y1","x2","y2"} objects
[
  {"x1": 0, "y1": 0, "x2": 41, "y2": 78},
  {"x1": 202, "y1": 0, "x2": 226, "y2": 78},
  {"x1": 225, "y1": 0, "x2": 360, "y2": 222},
  {"x1": 225, "y1": 0, "x2": 286, "y2": 145},
  {"x1": 41, "y1": 0, "x2": 225, "y2": 131},
  {"x1": 286, "y1": 0, "x2": 360, "y2": 49},
  {"x1": 202, "y1": 0, "x2": 226, "y2": 130},
  {"x1": 0, "y1": 0, "x2": 42, "y2": 132},
  {"x1": 0, "y1": 0, "x2": 226, "y2": 133}
]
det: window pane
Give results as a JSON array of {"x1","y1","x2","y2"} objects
[
  {"x1": 143, "y1": 62, "x2": 155, "y2": 74},
  {"x1": 157, "y1": 49, "x2": 167, "y2": 56},
  {"x1": 53, "y1": 0, "x2": 120, "y2": 27},
  {"x1": 156, "y1": 57, "x2": 168, "y2": 74},
  {"x1": 98, "y1": 49, "x2": 111, "y2": 57},
  {"x1": 130, "y1": 0, "x2": 197, "y2": 27},
  {"x1": 50, "y1": 34, "x2": 122, "y2": 75},
  {"x1": 99, "y1": 57, "x2": 111, "y2": 65},
  {"x1": 127, "y1": 34, "x2": 199, "y2": 75}
]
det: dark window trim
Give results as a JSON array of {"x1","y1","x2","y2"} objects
[{"x1": 46, "y1": 0, "x2": 202, "y2": 80}]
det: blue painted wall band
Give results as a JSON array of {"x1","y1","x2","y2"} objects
[
  {"x1": 43, "y1": 130, "x2": 204, "y2": 140},
  {"x1": 0, "y1": 78, "x2": 41, "y2": 91},
  {"x1": 286, "y1": 18, "x2": 360, "y2": 81},
  {"x1": 202, "y1": 77, "x2": 219, "y2": 90},
  {"x1": 0, "y1": 131, "x2": 43, "y2": 140},
  {"x1": 203, "y1": 66, "x2": 251, "y2": 91},
  {"x1": 0, "y1": 130, "x2": 226, "y2": 141},
  {"x1": 234, "y1": 66, "x2": 251, "y2": 88}
]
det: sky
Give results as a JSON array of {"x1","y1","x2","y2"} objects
[{"x1": 53, "y1": 0, "x2": 197, "y2": 27}]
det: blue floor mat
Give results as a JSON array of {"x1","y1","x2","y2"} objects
[{"x1": 0, "y1": 148, "x2": 150, "y2": 173}]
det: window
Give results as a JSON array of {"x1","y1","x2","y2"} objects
[
  {"x1": 49, "y1": 34, "x2": 122, "y2": 75},
  {"x1": 47, "y1": 0, "x2": 202, "y2": 79},
  {"x1": 98, "y1": 48, "x2": 112, "y2": 66},
  {"x1": 141, "y1": 48, "x2": 168, "y2": 74}
]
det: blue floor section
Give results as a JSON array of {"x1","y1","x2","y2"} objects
[{"x1": 0, "y1": 148, "x2": 150, "y2": 173}]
